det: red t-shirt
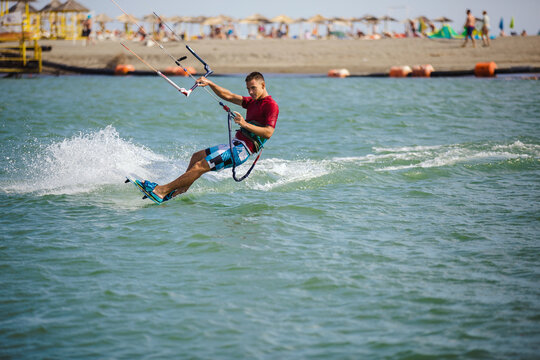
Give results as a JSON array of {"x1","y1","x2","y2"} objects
[{"x1": 235, "y1": 95, "x2": 279, "y2": 153}]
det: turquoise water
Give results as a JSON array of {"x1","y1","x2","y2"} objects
[{"x1": 1, "y1": 75, "x2": 539, "y2": 359}]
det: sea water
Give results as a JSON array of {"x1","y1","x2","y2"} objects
[{"x1": 1, "y1": 75, "x2": 539, "y2": 359}]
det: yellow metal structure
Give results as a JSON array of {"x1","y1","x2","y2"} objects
[{"x1": 0, "y1": 0, "x2": 42, "y2": 73}]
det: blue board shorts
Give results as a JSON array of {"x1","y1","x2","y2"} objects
[{"x1": 205, "y1": 140, "x2": 251, "y2": 171}]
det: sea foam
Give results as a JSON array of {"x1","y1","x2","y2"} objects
[{"x1": 4, "y1": 126, "x2": 168, "y2": 195}]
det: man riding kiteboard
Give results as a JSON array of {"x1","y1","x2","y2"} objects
[{"x1": 137, "y1": 72, "x2": 279, "y2": 203}]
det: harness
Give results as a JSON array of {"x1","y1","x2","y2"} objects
[{"x1": 240, "y1": 123, "x2": 266, "y2": 153}]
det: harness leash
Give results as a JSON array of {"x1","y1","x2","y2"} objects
[{"x1": 221, "y1": 103, "x2": 262, "y2": 182}]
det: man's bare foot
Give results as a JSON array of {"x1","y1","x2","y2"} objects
[{"x1": 152, "y1": 185, "x2": 168, "y2": 199}]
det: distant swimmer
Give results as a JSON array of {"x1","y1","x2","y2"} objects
[
  {"x1": 462, "y1": 9, "x2": 476, "y2": 48},
  {"x1": 138, "y1": 72, "x2": 279, "y2": 203}
]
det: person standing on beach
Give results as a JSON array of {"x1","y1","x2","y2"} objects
[
  {"x1": 462, "y1": 9, "x2": 476, "y2": 48},
  {"x1": 138, "y1": 72, "x2": 279, "y2": 203},
  {"x1": 82, "y1": 15, "x2": 94, "y2": 46},
  {"x1": 481, "y1": 10, "x2": 491, "y2": 46}
]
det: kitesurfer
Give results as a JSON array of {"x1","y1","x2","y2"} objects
[{"x1": 140, "y1": 72, "x2": 279, "y2": 202}]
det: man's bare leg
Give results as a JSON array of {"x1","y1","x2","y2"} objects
[{"x1": 153, "y1": 150, "x2": 211, "y2": 198}]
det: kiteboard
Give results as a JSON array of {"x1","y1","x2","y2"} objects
[{"x1": 125, "y1": 176, "x2": 163, "y2": 205}]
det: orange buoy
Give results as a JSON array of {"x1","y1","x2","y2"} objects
[
  {"x1": 164, "y1": 66, "x2": 187, "y2": 76},
  {"x1": 164, "y1": 66, "x2": 198, "y2": 76},
  {"x1": 114, "y1": 64, "x2": 135, "y2": 75},
  {"x1": 185, "y1": 66, "x2": 197, "y2": 75},
  {"x1": 412, "y1": 64, "x2": 434, "y2": 77},
  {"x1": 327, "y1": 68, "x2": 350, "y2": 78},
  {"x1": 389, "y1": 66, "x2": 412, "y2": 78},
  {"x1": 474, "y1": 62, "x2": 497, "y2": 77}
]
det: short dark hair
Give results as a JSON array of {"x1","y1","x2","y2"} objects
[
  {"x1": 245, "y1": 72, "x2": 264, "y2": 82},
  {"x1": 466, "y1": 9, "x2": 471, "y2": 14}
]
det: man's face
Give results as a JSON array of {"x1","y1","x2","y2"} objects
[{"x1": 246, "y1": 79, "x2": 265, "y2": 100}]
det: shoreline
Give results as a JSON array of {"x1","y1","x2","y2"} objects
[
  {"x1": 14, "y1": 36, "x2": 540, "y2": 75},
  {"x1": 38, "y1": 59, "x2": 540, "y2": 78}
]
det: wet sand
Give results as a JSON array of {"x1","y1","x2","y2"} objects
[{"x1": 38, "y1": 36, "x2": 540, "y2": 75}]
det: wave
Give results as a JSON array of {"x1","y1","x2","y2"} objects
[
  {"x1": 337, "y1": 141, "x2": 539, "y2": 172},
  {"x1": 3, "y1": 126, "x2": 171, "y2": 195},
  {"x1": 3, "y1": 127, "x2": 537, "y2": 196}
]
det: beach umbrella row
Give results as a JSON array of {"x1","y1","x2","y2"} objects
[
  {"x1": 109, "y1": 14, "x2": 455, "y2": 27},
  {"x1": 83, "y1": 12, "x2": 463, "y2": 33},
  {"x1": 5, "y1": 4, "x2": 455, "y2": 27},
  {"x1": 10, "y1": 1, "x2": 464, "y2": 39}
]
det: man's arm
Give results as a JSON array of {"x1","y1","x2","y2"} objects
[
  {"x1": 233, "y1": 112, "x2": 275, "y2": 139},
  {"x1": 197, "y1": 77, "x2": 243, "y2": 106}
]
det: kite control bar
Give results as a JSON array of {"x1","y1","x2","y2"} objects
[
  {"x1": 182, "y1": 45, "x2": 214, "y2": 96},
  {"x1": 186, "y1": 45, "x2": 213, "y2": 77}
]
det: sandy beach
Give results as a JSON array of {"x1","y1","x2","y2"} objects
[{"x1": 37, "y1": 36, "x2": 540, "y2": 75}]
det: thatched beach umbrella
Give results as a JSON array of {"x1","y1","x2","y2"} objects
[
  {"x1": 307, "y1": 14, "x2": 327, "y2": 24},
  {"x1": 240, "y1": 14, "x2": 270, "y2": 38},
  {"x1": 8, "y1": 0, "x2": 39, "y2": 39},
  {"x1": 379, "y1": 15, "x2": 397, "y2": 21},
  {"x1": 116, "y1": 13, "x2": 139, "y2": 35},
  {"x1": 269, "y1": 15, "x2": 294, "y2": 38},
  {"x1": 94, "y1": 13, "x2": 112, "y2": 32},
  {"x1": 271, "y1": 14, "x2": 294, "y2": 24},
  {"x1": 95, "y1": 13, "x2": 113, "y2": 23},
  {"x1": 142, "y1": 13, "x2": 167, "y2": 35},
  {"x1": 185, "y1": 16, "x2": 208, "y2": 38},
  {"x1": 203, "y1": 15, "x2": 235, "y2": 38},
  {"x1": 327, "y1": 17, "x2": 352, "y2": 38},
  {"x1": 39, "y1": 0, "x2": 62, "y2": 39},
  {"x1": 306, "y1": 14, "x2": 327, "y2": 38},
  {"x1": 220, "y1": 15, "x2": 235, "y2": 23},
  {"x1": 240, "y1": 13, "x2": 270, "y2": 24},
  {"x1": 190, "y1": 16, "x2": 207, "y2": 24},
  {"x1": 168, "y1": 16, "x2": 184, "y2": 24},
  {"x1": 361, "y1": 15, "x2": 379, "y2": 34},
  {"x1": 116, "y1": 13, "x2": 139, "y2": 24},
  {"x1": 39, "y1": 0, "x2": 61, "y2": 13},
  {"x1": 52, "y1": 0, "x2": 90, "y2": 40},
  {"x1": 9, "y1": 1, "x2": 38, "y2": 13},
  {"x1": 55, "y1": 0, "x2": 89, "y2": 13},
  {"x1": 379, "y1": 15, "x2": 397, "y2": 32},
  {"x1": 142, "y1": 14, "x2": 162, "y2": 24},
  {"x1": 203, "y1": 16, "x2": 222, "y2": 26},
  {"x1": 362, "y1": 15, "x2": 379, "y2": 23},
  {"x1": 164, "y1": 16, "x2": 188, "y2": 39},
  {"x1": 203, "y1": 15, "x2": 233, "y2": 26},
  {"x1": 329, "y1": 17, "x2": 351, "y2": 27},
  {"x1": 293, "y1": 17, "x2": 307, "y2": 37}
]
